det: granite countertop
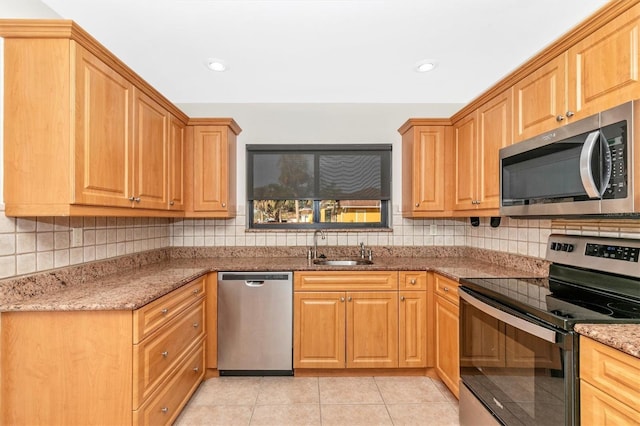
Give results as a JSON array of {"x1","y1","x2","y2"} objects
[
  {"x1": 0, "y1": 255, "x2": 538, "y2": 312},
  {"x1": 575, "y1": 324, "x2": 640, "y2": 359}
]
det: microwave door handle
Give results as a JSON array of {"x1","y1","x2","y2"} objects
[
  {"x1": 579, "y1": 130, "x2": 604, "y2": 198},
  {"x1": 460, "y1": 291, "x2": 556, "y2": 343}
]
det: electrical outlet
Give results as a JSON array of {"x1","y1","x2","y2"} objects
[
  {"x1": 429, "y1": 224, "x2": 437, "y2": 235},
  {"x1": 71, "y1": 227, "x2": 83, "y2": 247}
]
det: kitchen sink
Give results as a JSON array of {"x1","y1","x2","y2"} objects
[{"x1": 312, "y1": 259, "x2": 373, "y2": 266}]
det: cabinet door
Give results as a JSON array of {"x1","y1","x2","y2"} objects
[
  {"x1": 133, "y1": 89, "x2": 169, "y2": 209},
  {"x1": 347, "y1": 291, "x2": 398, "y2": 368},
  {"x1": 193, "y1": 126, "x2": 231, "y2": 213},
  {"x1": 74, "y1": 45, "x2": 133, "y2": 207},
  {"x1": 513, "y1": 54, "x2": 567, "y2": 143},
  {"x1": 402, "y1": 126, "x2": 446, "y2": 215},
  {"x1": 399, "y1": 291, "x2": 427, "y2": 368},
  {"x1": 452, "y1": 111, "x2": 478, "y2": 210},
  {"x1": 168, "y1": 115, "x2": 185, "y2": 210},
  {"x1": 477, "y1": 90, "x2": 512, "y2": 210},
  {"x1": 294, "y1": 292, "x2": 346, "y2": 369},
  {"x1": 568, "y1": 3, "x2": 640, "y2": 119},
  {"x1": 435, "y1": 294, "x2": 459, "y2": 398}
]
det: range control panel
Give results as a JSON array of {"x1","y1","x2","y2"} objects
[
  {"x1": 547, "y1": 234, "x2": 640, "y2": 278},
  {"x1": 585, "y1": 243, "x2": 640, "y2": 262}
]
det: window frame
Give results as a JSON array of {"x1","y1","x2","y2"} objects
[{"x1": 247, "y1": 144, "x2": 392, "y2": 230}]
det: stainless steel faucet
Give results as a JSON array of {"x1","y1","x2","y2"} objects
[
  {"x1": 360, "y1": 242, "x2": 366, "y2": 258},
  {"x1": 313, "y1": 230, "x2": 326, "y2": 259}
]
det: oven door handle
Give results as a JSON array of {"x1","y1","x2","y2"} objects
[{"x1": 460, "y1": 290, "x2": 557, "y2": 343}]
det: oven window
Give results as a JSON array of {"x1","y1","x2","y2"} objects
[{"x1": 460, "y1": 298, "x2": 568, "y2": 425}]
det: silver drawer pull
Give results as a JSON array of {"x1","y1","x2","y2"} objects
[
  {"x1": 193, "y1": 322, "x2": 199, "y2": 328},
  {"x1": 161, "y1": 407, "x2": 169, "y2": 414},
  {"x1": 443, "y1": 287, "x2": 449, "y2": 292},
  {"x1": 410, "y1": 279, "x2": 416, "y2": 285},
  {"x1": 161, "y1": 308, "x2": 169, "y2": 315},
  {"x1": 193, "y1": 289, "x2": 200, "y2": 295},
  {"x1": 161, "y1": 351, "x2": 169, "y2": 358},
  {"x1": 193, "y1": 367, "x2": 199, "y2": 373},
  {"x1": 400, "y1": 296, "x2": 405, "y2": 301}
]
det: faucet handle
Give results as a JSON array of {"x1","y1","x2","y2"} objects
[{"x1": 367, "y1": 249, "x2": 373, "y2": 261}]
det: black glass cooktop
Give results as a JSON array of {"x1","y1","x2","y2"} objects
[{"x1": 460, "y1": 275, "x2": 640, "y2": 331}]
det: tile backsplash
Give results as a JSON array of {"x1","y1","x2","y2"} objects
[
  {"x1": 1, "y1": 204, "x2": 639, "y2": 280},
  {"x1": 0, "y1": 212, "x2": 171, "y2": 279}
]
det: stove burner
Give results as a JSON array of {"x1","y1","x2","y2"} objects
[
  {"x1": 606, "y1": 301, "x2": 640, "y2": 318},
  {"x1": 556, "y1": 299, "x2": 615, "y2": 316}
]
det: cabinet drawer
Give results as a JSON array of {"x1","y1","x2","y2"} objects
[
  {"x1": 399, "y1": 271, "x2": 427, "y2": 290},
  {"x1": 434, "y1": 274, "x2": 459, "y2": 305},
  {"x1": 133, "y1": 300, "x2": 205, "y2": 408},
  {"x1": 581, "y1": 380, "x2": 640, "y2": 425},
  {"x1": 580, "y1": 336, "x2": 640, "y2": 410},
  {"x1": 133, "y1": 341, "x2": 205, "y2": 426},
  {"x1": 294, "y1": 271, "x2": 398, "y2": 291},
  {"x1": 133, "y1": 277, "x2": 205, "y2": 343}
]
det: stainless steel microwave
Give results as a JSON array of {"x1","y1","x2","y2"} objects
[{"x1": 500, "y1": 101, "x2": 636, "y2": 217}]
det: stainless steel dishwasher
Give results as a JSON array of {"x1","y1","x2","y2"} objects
[{"x1": 217, "y1": 271, "x2": 293, "y2": 375}]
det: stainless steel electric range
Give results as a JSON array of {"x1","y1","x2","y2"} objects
[{"x1": 458, "y1": 234, "x2": 640, "y2": 426}]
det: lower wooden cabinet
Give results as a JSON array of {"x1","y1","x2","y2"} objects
[
  {"x1": 293, "y1": 271, "x2": 428, "y2": 370},
  {"x1": 580, "y1": 336, "x2": 640, "y2": 424},
  {"x1": 1, "y1": 277, "x2": 206, "y2": 425},
  {"x1": 434, "y1": 273, "x2": 460, "y2": 398}
]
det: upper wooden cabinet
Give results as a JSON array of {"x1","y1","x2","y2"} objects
[
  {"x1": 184, "y1": 120, "x2": 241, "y2": 218},
  {"x1": 0, "y1": 20, "x2": 189, "y2": 217},
  {"x1": 514, "y1": 2, "x2": 640, "y2": 142},
  {"x1": 168, "y1": 116, "x2": 186, "y2": 211},
  {"x1": 451, "y1": 90, "x2": 512, "y2": 215},
  {"x1": 398, "y1": 121, "x2": 452, "y2": 217}
]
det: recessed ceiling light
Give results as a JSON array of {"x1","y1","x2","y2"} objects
[
  {"x1": 206, "y1": 58, "x2": 228, "y2": 72},
  {"x1": 415, "y1": 60, "x2": 438, "y2": 73}
]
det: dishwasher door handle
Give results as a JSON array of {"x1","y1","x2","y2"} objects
[{"x1": 245, "y1": 280, "x2": 265, "y2": 287}]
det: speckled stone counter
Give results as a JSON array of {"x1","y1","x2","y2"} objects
[
  {"x1": 575, "y1": 324, "x2": 640, "y2": 359},
  {"x1": 0, "y1": 246, "x2": 547, "y2": 312}
]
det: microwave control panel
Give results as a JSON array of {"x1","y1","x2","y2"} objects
[{"x1": 603, "y1": 127, "x2": 627, "y2": 199}]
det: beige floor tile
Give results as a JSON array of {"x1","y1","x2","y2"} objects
[
  {"x1": 375, "y1": 376, "x2": 449, "y2": 404},
  {"x1": 432, "y1": 378, "x2": 459, "y2": 403},
  {"x1": 174, "y1": 404, "x2": 254, "y2": 426},
  {"x1": 320, "y1": 404, "x2": 392, "y2": 426},
  {"x1": 256, "y1": 376, "x2": 320, "y2": 405},
  {"x1": 189, "y1": 377, "x2": 262, "y2": 406},
  {"x1": 250, "y1": 404, "x2": 321, "y2": 426},
  {"x1": 319, "y1": 376, "x2": 384, "y2": 404},
  {"x1": 386, "y1": 402, "x2": 460, "y2": 426}
]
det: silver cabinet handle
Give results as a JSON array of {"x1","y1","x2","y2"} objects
[
  {"x1": 556, "y1": 115, "x2": 565, "y2": 122},
  {"x1": 410, "y1": 279, "x2": 416, "y2": 285},
  {"x1": 161, "y1": 407, "x2": 169, "y2": 414},
  {"x1": 443, "y1": 287, "x2": 449, "y2": 292},
  {"x1": 415, "y1": 203, "x2": 419, "y2": 207},
  {"x1": 193, "y1": 288, "x2": 200, "y2": 295},
  {"x1": 161, "y1": 351, "x2": 169, "y2": 358},
  {"x1": 340, "y1": 297, "x2": 345, "y2": 302},
  {"x1": 193, "y1": 367, "x2": 199, "y2": 373},
  {"x1": 221, "y1": 202, "x2": 226, "y2": 207},
  {"x1": 169, "y1": 200, "x2": 175, "y2": 206},
  {"x1": 400, "y1": 296, "x2": 405, "y2": 301},
  {"x1": 161, "y1": 308, "x2": 169, "y2": 315},
  {"x1": 566, "y1": 111, "x2": 575, "y2": 118},
  {"x1": 128, "y1": 196, "x2": 135, "y2": 201},
  {"x1": 347, "y1": 296, "x2": 352, "y2": 302},
  {"x1": 134, "y1": 197, "x2": 141, "y2": 203},
  {"x1": 193, "y1": 322, "x2": 199, "y2": 328}
]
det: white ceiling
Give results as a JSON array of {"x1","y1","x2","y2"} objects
[{"x1": 36, "y1": 0, "x2": 609, "y2": 104}]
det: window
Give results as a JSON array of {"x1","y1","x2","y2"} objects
[{"x1": 247, "y1": 144, "x2": 391, "y2": 229}]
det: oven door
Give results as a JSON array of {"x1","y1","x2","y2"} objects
[{"x1": 459, "y1": 288, "x2": 576, "y2": 426}]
